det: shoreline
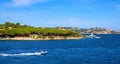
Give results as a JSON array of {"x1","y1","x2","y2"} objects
[{"x1": 0, "y1": 37, "x2": 83, "y2": 40}]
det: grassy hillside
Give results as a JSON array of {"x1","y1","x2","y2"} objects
[{"x1": 0, "y1": 22, "x2": 82, "y2": 39}]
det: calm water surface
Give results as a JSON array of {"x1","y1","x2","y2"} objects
[{"x1": 0, "y1": 34, "x2": 120, "y2": 64}]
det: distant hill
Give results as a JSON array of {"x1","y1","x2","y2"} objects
[{"x1": 56, "y1": 27, "x2": 120, "y2": 34}]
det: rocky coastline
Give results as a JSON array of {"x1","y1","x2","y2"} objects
[
  {"x1": 56, "y1": 27, "x2": 120, "y2": 34},
  {"x1": 0, "y1": 36, "x2": 83, "y2": 40}
]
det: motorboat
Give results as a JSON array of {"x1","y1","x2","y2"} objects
[
  {"x1": 86, "y1": 33, "x2": 100, "y2": 38},
  {"x1": 40, "y1": 51, "x2": 47, "y2": 55}
]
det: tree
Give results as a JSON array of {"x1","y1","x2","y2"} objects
[
  {"x1": 0, "y1": 24, "x2": 4, "y2": 29},
  {"x1": 4, "y1": 22, "x2": 15, "y2": 30},
  {"x1": 15, "y1": 22, "x2": 20, "y2": 28}
]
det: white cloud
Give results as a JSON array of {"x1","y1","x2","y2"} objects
[
  {"x1": 12, "y1": 0, "x2": 55, "y2": 6},
  {"x1": 0, "y1": 0, "x2": 55, "y2": 7}
]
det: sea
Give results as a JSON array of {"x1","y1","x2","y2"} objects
[{"x1": 0, "y1": 34, "x2": 120, "y2": 64}]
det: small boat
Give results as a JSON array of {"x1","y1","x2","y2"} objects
[
  {"x1": 86, "y1": 33, "x2": 100, "y2": 38},
  {"x1": 40, "y1": 51, "x2": 47, "y2": 55}
]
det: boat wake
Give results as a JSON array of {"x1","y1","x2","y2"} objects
[{"x1": 0, "y1": 51, "x2": 47, "y2": 57}]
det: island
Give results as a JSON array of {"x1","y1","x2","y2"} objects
[{"x1": 0, "y1": 22, "x2": 83, "y2": 40}]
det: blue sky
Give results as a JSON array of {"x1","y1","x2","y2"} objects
[{"x1": 0, "y1": 0, "x2": 120, "y2": 31}]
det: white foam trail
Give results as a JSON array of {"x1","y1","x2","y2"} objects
[{"x1": 0, "y1": 51, "x2": 47, "y2": 56}]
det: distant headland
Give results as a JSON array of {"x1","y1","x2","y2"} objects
[
  {"x1": 0, "y1": 22, "x2": 83, "y2": 40},
  {"x1": 56, "y1": 27, "x2": 120, "y2": 34}
]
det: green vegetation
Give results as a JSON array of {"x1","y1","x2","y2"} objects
[{"x1": 0, "y1": 22, "x2": 82, "y2": 39}]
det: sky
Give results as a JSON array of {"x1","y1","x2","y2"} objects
[{"x1": 0, "y1": 0, "x2": 120, "y2": 31}]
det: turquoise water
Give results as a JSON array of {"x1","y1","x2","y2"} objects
[{"x1": 0, "y1": 34, "x2": 120, "y2": 64}]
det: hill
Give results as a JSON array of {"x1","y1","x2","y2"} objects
[
  {"x1": 56, "y1": 27, "x2": 120, "y2": 34},
  {"x1": 0, "y1": 22, "x2": 82, "y2": 40}
]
